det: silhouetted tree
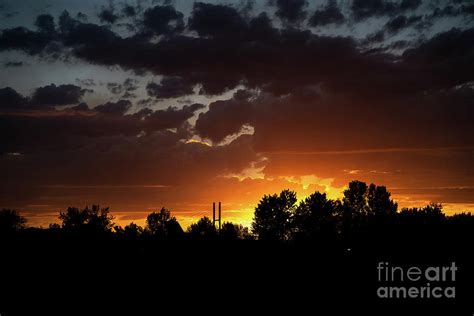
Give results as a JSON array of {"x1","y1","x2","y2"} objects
[
  {"x1": 251, "y1": 189, "x2": 297, "y2": 241},
  {"x1": 115, "y1": 222, "x2": 143, "y2": 239},
  {"x1": 145, "y1": 207, "x2": 183, "y2": 239},
  {"x1": 125, "y1": 222, "x2": 144, "y2": 236},
  {"x1": 341, "y1": 181, "x2": 399, "y2": 235},
  {"x1": 292, "y1": 192, "x2": 340, "y2": 240},
  {"x1": 0, "y1": 209, "x2": 26, "y2": 234},
  {"x1": 343, "y1": 180, "x2": 369, "y2": 217},
  {"x1": 367, "y1": 183, "x2": 397, "y2": 217},
  {"x1": 49, "y1": 223, "x2": 61, "y2": 230},
  {"x1": 447, "y1": 212, "x2": 474, "y2": 225},
  {"x1": 220, "y1": 222, "x2": 252, "y2": 240},
  {"x1": 187, "y1": 216, "x2": 217, "y2": 239},
  {"x1": 398, "y1": 203, "x2": 446, "y2": 225},
  {"x1": 59, "y1": 205, "x2": 114, "y2": 233}
]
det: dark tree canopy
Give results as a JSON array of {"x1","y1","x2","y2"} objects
[
  {"x1": 251, "y1": 189, "x2": 297, "y2": 241},
  {"x1": 59, "y1": 205, "x2": 114, "y2": 233},
  {"x1": 145, "y1": 207, "x2": 183, "y2": 239},
  {"x1": 0, "y1": 209, "x2": 26, "y2": 234},
  {"x1": 220, "y1": 222, "x2": 252, "y2": 240},
  {"x1": 367, "y1": 183, "x2": 398, "y2": 217},
  {"x1": 343, "y1": 180, "x2": 370, "y2": 217},
  {"x1": 187, "y1": 216, "x2": 217, "y2": 239},
  {"x1": 340, "y1": 181, "x2": 399, "y2": 234},
  {"x1": 399, "y1": 203, "x2": 446, "y2": 225},
  {"x1": 115, "y1": 222, "x2": 143, "y2": 239},
  {"x1": 293, "y1": 192, "x2": 341, "y2": 240}
]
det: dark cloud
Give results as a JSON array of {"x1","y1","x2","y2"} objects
[
  {"x1": 0, "y1": 130, "x2": 259, "y2": 214},
  {"x1": 351, "y1": 0, "x2": 396, "y2": 20},
  {"x1": 124, "y1": 78, "x2": 139, "y2": 91},
  {"x1": 71, "y1": 102, "x2": 90, "y2": 111},
  {"x1": 147, "y1": 77, "x2": 194, "y2": 99},
  {"x1": 388, "y1": 40, "x2": 410, "y2": 50},
  {"x1": 72, "y1": 14, "x2": 356, "y2": 95},
  {"x1": 400, "y1": 0, "x2": 422, "y2": 10},
  {"x1": 239, "y1": 0, "x2": 255, "y2": 17},
  {"x1": 0, "y1": 26, "x2": 52, "y2": 55},
  {"x1": 247, "y1": 12, "x2": 277, "y2": 41},
  {"x1": 98, "y1": 8, "x2": 119, "y2": 24},
  {"x1": 4, "y1": 12, "x2": 18, "y2": 18},
  {"x1": 308, "y1": 0, "x2": 345, "y2": 27},
  {"x1": 196, "y1": 84, "x2": 474, "y2": 153},
  {"x1": 75, "y1": 78, "x2": 96, "y2": 87},
  {"x1": 107, "y1": 78, "x2": 139, "y2": 96},
  {"x1": 0, "y1": 8, "x2": 354, "y2": 95},
  {"x1": 1, "y1": 85, "x2": 90, "y2": 110},
  {"x1": 143, "y1": 5, "x2": 184, "y2": 35},
  {"x1": 122, "y1": 91, "x2": 137, "y2": 99},
  {"x1": 76, "y1": 12, "x2": 88, "y2": 21},
  {"x1": 94, "y1": 99, "x2": 132, "y2": 114},
  {"x1": 403, "y1": 27, "x2": 474, "y2": 87},
  {"x1": 460, "y1": 4, "x2": 474, "y2": 15},
  {"x1": 0, "y1": 87, "x2": 29, "y2": 109},
  {"x1": 137, "y1": 98, "x2": 156, "y2": 107},
  {"x1": 431, "y1": 5, "x2": 457, "y2": 18},
  {"x1": 386, "y1": 15, "x2": 423, "y2": 34},
  {"x1": 273, "y1": 0, "x2": 308, "y2": 25},
  {"x1": 107, "y1": 82, "x2": 122, "y2": 94},
  {"x1": 364, "y1": 14, "x2": 427, "y2": 44},
  {"x1": 145, "y1": 103, "x2": 205, "y2": 131},
  {"x1": 0, "y1": 2, "x2": 18, "y2": 19},
  {"x1": 0, "y1": 5, "x2": 472, "y2": 101},
  {"x1": 0, "y1": 102, "x2": 204, "y2": 154},
  {"x1": 3, "y1": 61, "x2": 24, "y2": 67},
  {"x1": 188, "y1": 2, "x2": 247, "y2": 38},
  {"x1": 58, "y1": 10, "x2": 119, "y2": 46},
  {"x1": 31, "y1": 84, "x2": 89, "y2": 107},
  {"x1": 351, "y1": 0, "x2": 421, "y2": 20},
  {"x1": 35, "y1": 14, "x2": 55, "y2": 34},
  {"x1": 430, "y1": 3, "x2": 474, "y2": 18},
  {"x1": 0, "y1": 6, "x2": 472, "y2": 144},
  {"x1": 195, "y1": 90, "x2": 255, "y2": 143},
  {"x1": 364, "y1": 29, "x2": 386, "y2": 43},
  {"x1": 122, "y1": 5, "x2": 137, "y2": 17}
]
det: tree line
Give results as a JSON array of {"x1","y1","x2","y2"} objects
[{"x1": 1, "y1": 180, "x2": 473, "y2": 242}]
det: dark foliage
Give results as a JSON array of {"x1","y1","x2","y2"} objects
[
  {"x1": 292, "y1": 192, "x2": 341, "y2": 241},
  {"x1": 187, "y1": 216, "x2": 217, "y2": 240},
  {"x1": 0, "y1": 209, "x2": 26, "y2": 234},
  {"x1": 220, "y1": 222, "x2": 252, "y2": 241},
  {"x1": 59, "y1": 205, "x2": 114, "y2": 233},
  {"x1": 251, "y1": 189, "x2": 297, "y2": 241},
  {"x1": 145, "y1": 207, "x2": 184, "y2": 239}
]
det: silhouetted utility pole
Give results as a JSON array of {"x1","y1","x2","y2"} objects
[{"x1": 212, "y1": 202, "x2": 221, "y2": 230}]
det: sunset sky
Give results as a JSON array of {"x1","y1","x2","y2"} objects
[{"x1": 1, "y1": 0, "x2": 473, "y2": 228}]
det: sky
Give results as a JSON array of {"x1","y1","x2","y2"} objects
[{"x1": 1, "y1": 0, "x2": 473, "y2": 228}]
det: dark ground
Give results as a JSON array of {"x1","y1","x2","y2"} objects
[{"x1": 1, "y1": 228, "x2": 473, "y2": 315}]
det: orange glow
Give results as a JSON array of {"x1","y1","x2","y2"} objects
[{"x1": 21, "y1": 172, "x2": 474, "y2": 230}]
